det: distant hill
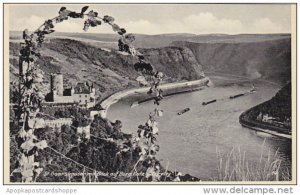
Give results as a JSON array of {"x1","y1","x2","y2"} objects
[
  {"x1": 9, "y1": 37, "x2": 205, "y2": 101},
  {"x1": 172, "y1": 36, "x2": 291, "y2": 85},
  {"x1": 10, "y1": 31, "x2": 290, "y2": 48}
]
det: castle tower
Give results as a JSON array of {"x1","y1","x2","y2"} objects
[{"x1": 50, "y1": 73, "x2": 64, "y2": 96}]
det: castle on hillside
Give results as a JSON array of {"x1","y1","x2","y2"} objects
[{"x1": 45, "y1": 73, "x2": 96, "y2": 108}]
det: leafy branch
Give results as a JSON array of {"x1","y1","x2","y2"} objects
[{"x1": 11, "y1": 5, "x2": 168, "y2": 182}]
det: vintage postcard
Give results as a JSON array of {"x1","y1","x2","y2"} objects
[{"x1": 3, "y1": 3, "x2": 296, "y2": 184}]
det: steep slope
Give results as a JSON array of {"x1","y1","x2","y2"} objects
[
  {"x1": 172, "y1": 38, "x2": 291, "y2": 84},
  {"x1": 240, "y1": 82, "x2": 291, "y2": 135},
  {"x1": 138, "y1": 47, "x2": 204, "y2": 80},
  {"x1": 9, "y1": 38, "x2": 205, "y2": 101}
]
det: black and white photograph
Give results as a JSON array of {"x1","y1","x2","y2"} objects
[{"x1": 3, "y1": 3, "x2": 296, "y2": 184}]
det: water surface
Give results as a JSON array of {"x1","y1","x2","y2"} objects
[{"x1": 107, "y1": 76, "x2": 291, "y2": 180}]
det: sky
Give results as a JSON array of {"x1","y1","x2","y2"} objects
[{"x1": 8, "y1": 4, "x2": 292, "y2": 35}]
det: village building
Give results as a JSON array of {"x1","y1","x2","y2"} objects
[
  {"x1": 256, "y1": 112, "x2": 291, "y2": 129},
  {"x1": 44, "y1": 118, "x2": 73, "y2": 129}
]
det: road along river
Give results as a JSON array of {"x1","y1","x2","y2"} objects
[{"x1": 107, "y1": 75, "x2": 291, "y2": 180}]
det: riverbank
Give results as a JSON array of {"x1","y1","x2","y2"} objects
[
  {"x1": 239, "y1": 109, "x2": 291, "y2": 139},
  {"x1": 100, "y1": 77, "x2": 210, "y2": 118},
  {"x1": 239, "y1": 82, "x2": 291, "y2": 139}
]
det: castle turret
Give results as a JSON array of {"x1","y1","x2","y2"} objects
[{"x1": 50, "y1": 73, "x2": 64, "y2": 96}]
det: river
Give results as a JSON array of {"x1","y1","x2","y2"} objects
[{"x1": 107, "y1": 75, "x2": 291, "y2": 180}]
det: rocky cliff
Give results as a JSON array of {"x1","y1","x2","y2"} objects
[{"x1": 138, "y1": 47, "x2": 204, "y2": 80}]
